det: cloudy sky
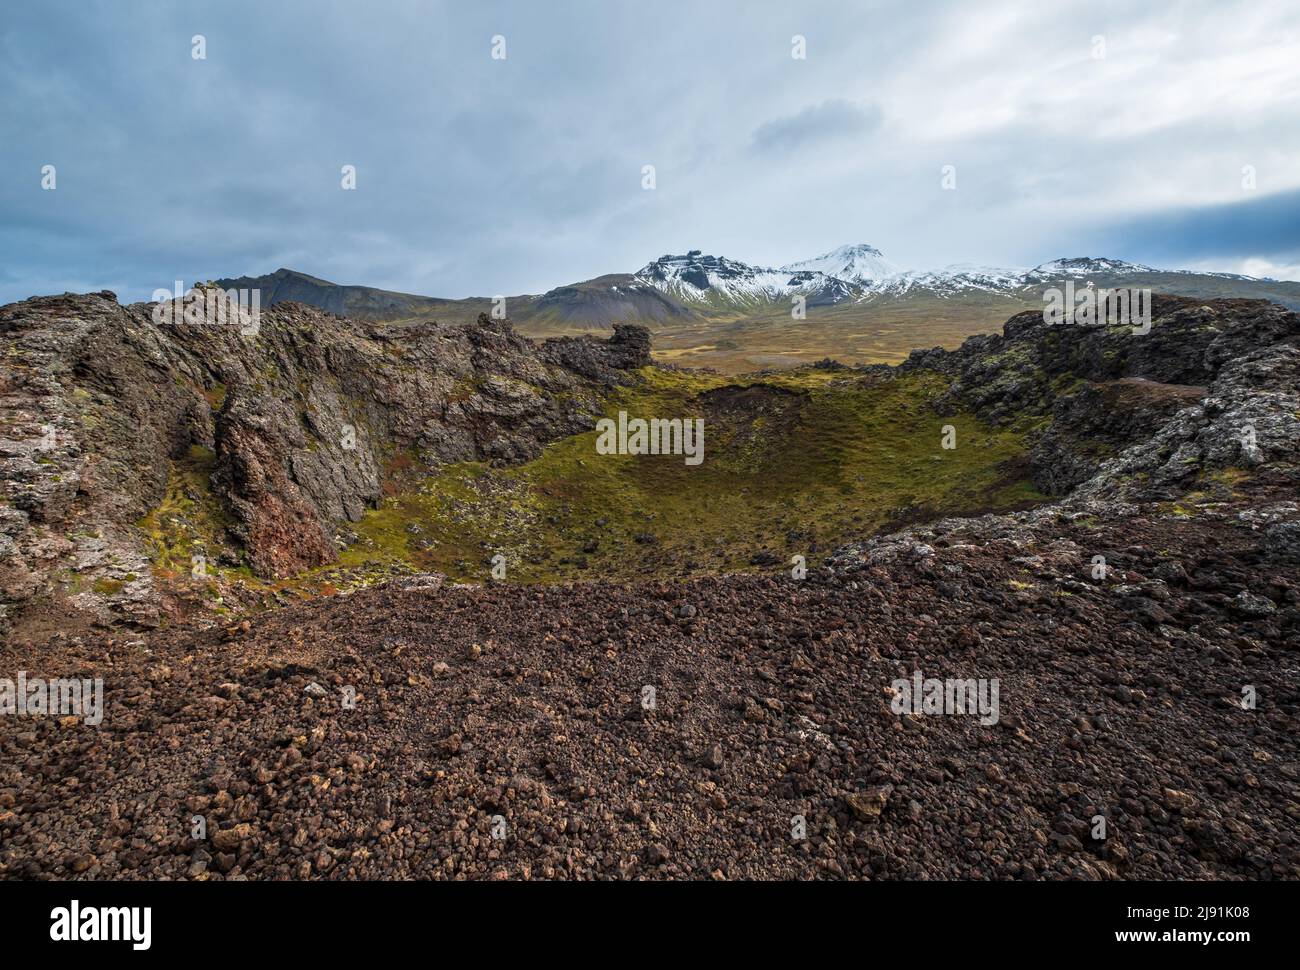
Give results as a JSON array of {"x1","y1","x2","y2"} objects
[{"x1": 2, "y1": 0, "x2": 1298, "y2": 304}]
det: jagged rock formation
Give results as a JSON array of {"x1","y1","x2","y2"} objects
[
  {"x1": 1030, "y1": 379, "x2": 1207, "y2": 494},
  {"x1": 828, "y1": 297, "x2": 1300, "y2": 609},
  {"x1": 890, "y1": 295, "x2": 1300, "y2": 501},
  {"x1": 0, "y1": 291, "x2": 648, "y2": 631}
]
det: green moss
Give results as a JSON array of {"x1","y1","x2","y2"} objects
[
  {"x1": 58, "y1": 569, "x2": 88, "y2": 594},
  {"x1": 1202, "y1": 466, "x2": 1250, "y2": 489},
  {"x1": 204, "y1": 382, "x2": 227, "y2": 410},
  {"x1": 137, "y1": 444, "x2": 232, "y2": 578},
  {"x1": 319, "y1": 366, "x2": 1047, "y2": 586},
  {"x1": 447, "y1": 375, "x2": 484, "y2": 403},
  {"x1": 1161, "y1": 465, "x2": 1250, "y2": 518}
]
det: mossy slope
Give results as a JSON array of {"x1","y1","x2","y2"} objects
[{"x1": 316, "y1": 366, "x2": 1044, "y2": 585}]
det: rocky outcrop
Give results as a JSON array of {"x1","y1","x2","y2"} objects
[
  {"x1": 0, "y1": 292, "x2": 649, "y2": 630},
  {"x1": 1068, "y1": 341, "x2": 1300, "y2": 504},
  {"x1": 539, "y1": 323, "x2": 654, "y2": 379},
  {"x1": 894, "y1": 295, "x2": 1300, "y2": 500},
  {"x1": 1030, "y1": 378, "x2": 1206, "y2": 494},
  {"x1": 829, "y1": 296, "x2": 1300, "y2": 604}
]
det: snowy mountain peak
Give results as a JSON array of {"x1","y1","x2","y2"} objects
[
  {"x1": 632, "y1": 251, "x2": 851, "y2": 306},
  {"x1": 1028, "y1": 256, "x2": 1154, "y2": 277},
  {"x1": 636, "y1": 252, "x2": 762, "y2": 290},
  {"x1": 627, "y1": 248, "x2": 1227, "y2": 311},
  {"x1": 781, "y1": 244, "x2": 901, "y2": 284},
  {"x1": 871, "y1": 263, "x2": 1029, "y2": 298}
]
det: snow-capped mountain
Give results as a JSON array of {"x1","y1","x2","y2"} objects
[
  {"x1": 635, "y1": 252, "x2": 797, "y2": 302},
  {"x1": 869, "y1": 263, "x2": 1029, "y2": 298},
  {"x1": 780, "y1": 244, "x2": 901, "y2": 284},
  {"x1": 628, "y1": 245, "x2": 1043, "y2": 308},
  {"x1": 222, "y1": 248, "x2": 1300, "y2": 334},
  {"x1": 1022, "y1": 257, "x2": 1156, "y2": 282},
  {"x1": 632, "y1": 250, "x2": 861, "y2": 307},
  {"x1": 629, "y1": 248, "x2": 1268, "y2": 309}
]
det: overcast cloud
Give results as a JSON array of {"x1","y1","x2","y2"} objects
[{"x1": 2, "y1": 0, "x2": 1298, "y2": 304}]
